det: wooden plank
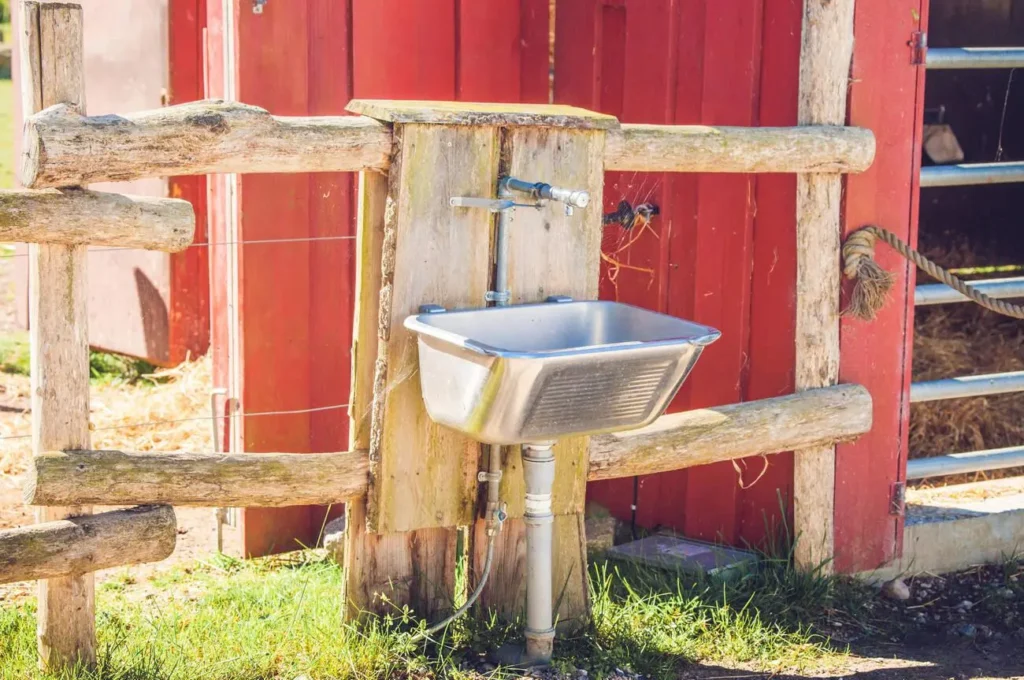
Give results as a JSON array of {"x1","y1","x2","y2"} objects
[
  {"x1": 167, "y1": 0, "x2": 210, "y2": 366},
  {"x1": 20, "y1": 1, "x2": 95, "y2": 669},
  {"x1": 344, "y1": 169, "x2": 461, "y2": 619},
  {"x1": 0, "y1": 506, "x2": 176, "y2": 585},
  {"x1": 604, "y1": 125, "x2": 875, "y2": 174},
  {"x1": 835, "y1": 0, "x2": 927, "y2": 573},
  {"x1": 471, "y1": 126, "x2": 604, "y2": 629},
  {"x1": 738, "y1": 0, "x2": 802, "y2": 546},
  {"x1": 26, "y1": 449, "x2": 370, "y2": 507},
  {"x1": 22, "y1": 102, "x2": 392, "y2": 189},
  {"x1": 681, "y1": 0, "x2": 763, "y2": 545},
  {"x1": 369, "y1": 123, "x2": 498, "y2": 534},
  {"x1": 346, "y1": 99, "x2": 618, "y2": 129},
  {"x1": 0, "y1": 188, "x2": 194, "y2": 250},
  {"x1": 793, "y1": 0, "x2": 856, "y2": 573},
  {"x1": 589, "y1": 385, "x2": 872, "y2": 481}
]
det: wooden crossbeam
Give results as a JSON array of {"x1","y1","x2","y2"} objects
[
  {"x1": 26, "y1": 385, "x2": 871, "y2": 509},
  {"x1": 0, "y1": 188, "x2": 194, "y2": 250},
  {"x1": 26, "y1": 450, "x2": 370, "y2": 507},
  {"x1": 20, "y1": 100, "x2": 878, "y2": 188},
  {"x1": 22, "y1": 101, "x2": 393, "y2": 188},
  {"x1": 604, "y1": 124, "x2": 874, "y2": 173},
  {"x1": 0, "y1": 506, "x2": 177, "y2": 586}
]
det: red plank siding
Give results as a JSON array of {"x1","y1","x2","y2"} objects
[{"x1": 835, "y1": 0, "x2": 927, "y2": 572}]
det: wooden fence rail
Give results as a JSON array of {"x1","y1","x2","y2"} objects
[
  {"x1": 0, "y1": 188, "x2": 194, "y2": 250},
  {"x1": 21, "y1": 100, "x2": 876, "y2": 188},
  {"x1": 0, "y1": 505, "x2": 176, "y2": 586},
  {"x1": 26, "y1": 384, "x2": 871, "y2": 508}
]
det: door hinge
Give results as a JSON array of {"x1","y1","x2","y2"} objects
[
  {"x1": 910, "y1": 31, "x2": 928, "y2": 65},
  {"x1": 890, "y1": 481, "x2": 906, "y2": 516}
]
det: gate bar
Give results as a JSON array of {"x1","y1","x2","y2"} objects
[
  {"x1": 911, "y1": 371, "x2": 1024, "y2": 403},
  {"x1": 921, "y1": 162, "x2": 1024, "y2": 188},
  {"x1": 926, "y1": 47, "x2": 1024, "y2": 70},
  {"x1": 916, "y1": 277, "x2": 1024, "y2": 306},
  {"x1": 907, "y1": 446, "x2": 1024, "y2": 480}
]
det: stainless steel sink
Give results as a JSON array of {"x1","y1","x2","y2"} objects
[{"x1": 404, "y1": 300, "x2": 720, "y2": 445}]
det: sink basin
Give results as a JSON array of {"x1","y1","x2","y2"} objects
[{"x1": 404, "y1": 300, "x2": 720, "y2": 445}]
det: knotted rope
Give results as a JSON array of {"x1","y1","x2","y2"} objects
[{"x1": 842, "y1": 225, "x2": 1024, "y2": 321}]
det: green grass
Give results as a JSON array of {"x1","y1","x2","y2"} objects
[
  {"x1": 0, "y1": 331, "x2": 158, "y2": 384},
  {"x1": 0, "y1": 551, "x2": 862, "y2": 680}
]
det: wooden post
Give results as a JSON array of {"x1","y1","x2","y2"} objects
[
  {"x1": 19, "y1": 1, "x2": 94, "y2": 669},
  {"x1": 793, "y1": 0, "x2": 856, "y2": 573},
  {"x1": 343, "y1": 100, "x2": 615, "y2": 623}
]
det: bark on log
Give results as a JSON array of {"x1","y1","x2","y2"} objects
[
  {"x1": 588, "y1": 384, "x2": 871, "y2": 481},
  {"x1": 27, "y1": 450, "x2": 370, "y2": 507},
  {"x1": 0, "y1": 188, "x2": 194, "y2": 250},
  {"x1": 21, "y1": 98, "x2": 879, "y2": 188},
  {"x1": 22, "y1": 100, "x2": 393, "y2": 189},
  {"x1": 0, "y1": 506, "x2": 176, "y2": 585},
  {"x1": 605, "y1": 124, "x2": 874, "y2": 174}
]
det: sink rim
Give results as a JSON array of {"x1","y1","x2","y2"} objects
[{"x1": 404, "y1": 300, "x2": 721, "y2": 360}]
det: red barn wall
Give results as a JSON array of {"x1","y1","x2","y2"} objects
[{"x1": 207, "y1": 0, "x2": 924, "y2": 568}]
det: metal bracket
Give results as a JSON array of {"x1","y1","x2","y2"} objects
[
  {"x1": 253, "y1": 0, "x2": 268, "y2": 13},
  {"x1": 418, "y1": 304, "x2": 447, "y2": 314},
  {"x1": 890, "y1": 481, "x2": 906, "y2": 516},
  {"x1": 545, "y1": 295, "x2": 573, "y2": 304},
  {"x1": 478, "y1": 470, "x2": 504, "y2": 483},
  {"x1": 910, "y1": 31, "x2": 927, "y2": 65},
  {"x1": 485, "y1": 290, "x2": 511, "y2": 305}
]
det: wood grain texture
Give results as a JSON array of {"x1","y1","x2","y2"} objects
[
  {"x1": 0, "y1": 188, "x2": 194, "y2": 250},
  {"x1": 589, "y1": 384, "x2": 872, "y2": 481},
  {"x1": 347, "y1": 99, "x2": 618, "y2": 129},
  {"x1": 605, "y1": 124, "x2": 874, "y2": 173},
  {"x1": 793, "y1": 0, "x2": 856, "y2": 573},
  {"x1": 470, "y1": 126, "x2": 605, "y2": 630},
  {"x1": 344, "y1": 157, "x2": 461, "y2": 622},
  {"x1": 341, "y1": 497, "x2": 460, "y2": 620},
  {"x1": 26, "y1": 449, "x2": 370, "y2": 507},
  {"x1": 370, "y1": 124, "x2": 497, "y2": 533},
  {"x1": 22, "y1": 100, "x2": 393, "y2": 189},
  {"x1": 21, "y1": 1, "x2": 95, "y2": 669},
  {"x1": 0, "y1": 506, "x2": 176, "y2": 585},
  {"x1": 350, "y1": 171, "x2": 388, "y2": 448}
]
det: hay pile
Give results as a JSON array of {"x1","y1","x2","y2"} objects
[
  {"x1": 910, "y1": 237, "x2": 1024, "y2": 483},
  {"x1": 0, "y1": 356, "x2": 213, "y2": 479}
]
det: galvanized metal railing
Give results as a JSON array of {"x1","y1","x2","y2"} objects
[
  {"x1": 907, "y1": 446, "x2": 1024, "y2": 480},
  {"x1": 926, "y1": 47, "x2": 1024, "y2": 70},
  {"x1": 916, "y1": 277, "x2": 1024, "y2": 306},
  {"x1": 920, "y1": 45, "x2": 1024, "y2": 189}
]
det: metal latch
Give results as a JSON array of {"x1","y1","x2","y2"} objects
[
  {"x1": 890, "y1": 481, "x2": 906, "y2": 516},
  {"x1": 910, "y1": 31, "x2": 927, "y2": 65}
]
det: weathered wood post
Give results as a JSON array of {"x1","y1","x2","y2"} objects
[
  {"x1": 344, "y1": 101, "x2": 614, "y2": 626},
  {"x1": 19, "y1": 1, "x2": 94, "y2": 668},
  {"x1": 793, "y1": 0, "x2": 857, "y2": 573}
]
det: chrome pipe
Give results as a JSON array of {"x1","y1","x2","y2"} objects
[
  {"x1": 920, "y1": 162, "x2": 1024, "y2": 188},
  {"x1": 915, "y1": 277, "x2": 1024, "y2": 306},
  {"x1": 907, "y1": 446, "x2": 1024, "y2": 480},
  {"x1": 927, "y1": 47, "x2": 1024, "y2": 70},
  {"x1": 911, "y1": 371, "x2": 1024, "y2": 403},
  {"x1": 522, "y1": 442, "x2": 556, "y2": 665}
]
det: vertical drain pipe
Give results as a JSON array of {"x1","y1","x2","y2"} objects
[{"x1": 522, "y1": 442, "x2": 556, "y2": 664}]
